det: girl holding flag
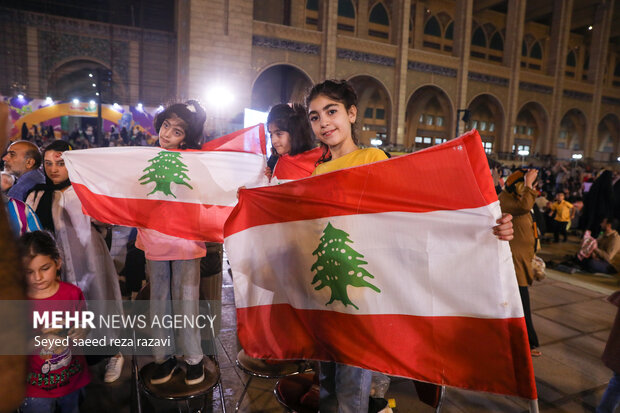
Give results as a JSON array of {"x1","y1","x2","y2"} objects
[
  {"x1": 136, "y1": 100, "x2": 207, "y2": 386},
  {"x1": 305, "y1": 79, "x2": 514, "y2": 412}
]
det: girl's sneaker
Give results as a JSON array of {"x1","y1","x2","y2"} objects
[
  {"x1": 185, "y1": 359, "x2": 204, "y2": 385},
  {"x1": 150, "y1": 357, "x2": 178, "y2": 385},
  {"x1": 104, "y1": 353, "x2": 124, "y2": 383}
]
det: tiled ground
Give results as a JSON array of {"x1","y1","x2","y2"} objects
[{"x1": 81, "y1": 235, "x2": 619, "y2": 413}]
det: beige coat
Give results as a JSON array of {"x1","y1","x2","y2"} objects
[{"x1": 499, "y1": 187, "x2": 537, "y2": 286}]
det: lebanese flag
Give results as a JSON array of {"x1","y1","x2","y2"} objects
[
  {"x1": 224, "y1": 130, "x2": 537, "y2": 400},
  {"x1": 271, "y1": 147, "x2": 325, "y2": 183},
  {"x1": 63, "y1": 125, "x2": 267, "y2": 242}
]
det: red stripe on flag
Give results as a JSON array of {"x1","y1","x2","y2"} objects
[
  {"x1": 273, "y1": 147, "x2": 324, "y2": 181},
  {"x1": 72, "y1": 183, "x2": 232, "y2": 242},
  {"x1": 225, "y1": 130, "x2": 497, "y2": 237},
  {"x1": 201, "y1": 124, "x2": 266, "y2": 155},
  {"x1": 237, "y1": 303, "x2": 537, "y2": 400}
]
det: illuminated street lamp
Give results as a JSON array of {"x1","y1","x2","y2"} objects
[
  {"x1": 206, "y1": 86, "x2": 234, "y2": 107},
  {"x1": 206, "y1": 85, "x2": 235, "y2": 136}
]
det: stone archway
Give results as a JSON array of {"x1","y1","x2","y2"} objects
[
  {"x1": 250, "y1": 64, "x2": 313, "y2": 111},
  {"x1": 347, "y1": 75, "x2": 392, "y2": 146},
  {"x1": 595, "y1": 113, "x2": 620, "y2": 163},
  {"x1": 467, "y1": 94, "x2": 505, "y2": 156},
  {"x1": 48, "y1": 59, "x2": 126, "y2": 104},
  {"x1": 404, "y1": 85, "x2": 453, "y2": 150},
  {"x1": 557, "y1": 109, "x2": 587, "y2": 159},
  {"x1": 516, "y1": 102, "x2": 549, "y2": 155}
]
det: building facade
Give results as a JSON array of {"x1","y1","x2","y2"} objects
[
  {"x1": 2, "y1": 1, "x2": 619, "y2": 164},
  {"x1": 181, "y1": 0, "x2": 620, "y2": 164}
]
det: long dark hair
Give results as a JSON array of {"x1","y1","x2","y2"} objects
[
  {"x1": 305, "y1": 79, "x2": 359, "y2": 164},
  {"x1": 266, "y1": 103, "x2": 315, "y2": 156},
  {"x1": 154, "y1": 100, "x2": 206, "y2": 149}
]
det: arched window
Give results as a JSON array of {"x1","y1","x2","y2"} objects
[
  {"x1": 338, "y1": 0, "x2": 355, "y2": 18},
  {"x1": 305, "y1": 0, "x2": 319, "y2": 29},
  {"x1": 566, "y1": 50, "x2": 576, "y2": 67},
  {"x1": 424, "y1": 16, "x2": 441, "y2": 37},
  {"x1": 444, "y1": 21, "x2": 453, "y2": 40},
  {"x1": 522, "y1": 40, "x2": 528, "y2": 57},
  {"x1": 337, "y1": 0, "x2": 355, "y2": 32},
  {"x1": 489, "y1": 32, "x2": 503, "y2": 51},
  {"x1": 472, "y1": 27, "x2": 487, "y2": 47},
  {"x1": 369, "y1": 2, "x2": 389, "y2": 26},
  {"x1": 530, "y1": 42, "x2": 542, "y2": 59},
  {"x1": 368, "y1": 2, "x2": 390, "y2": 40}
]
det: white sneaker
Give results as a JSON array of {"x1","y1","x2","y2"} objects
[{"x1": 104, "y1": 353, "x2": 124, "y2": 383}]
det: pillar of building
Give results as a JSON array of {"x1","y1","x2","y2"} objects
[
  {"x1": 290, "y1": 0, "x2": 305, "y2": 28},
  {"x1": 128, "y1": 40, "x2": 140, "y2": 105},
  {"x1": 26, "y1": 27, "x2": 40, "y2": 98},
  {"x1": 391, "y1": 0, "x2": 412, "y2": 146},
  {"x1": 320, "y1": 0, "x2": 338, "y2": 80},
  {"x1": 356, "y1": 0, "x2": 369, "y2": 39},
  {"x1": 176, "y1": 0, "x2": 190, "y2": 100},
  {"x1": 452, "y1": 0, "x2": 473, "y2": 137},
  {"x1": 545, "y1": 0, "x2": 573, "y2": 155},
  {"x1": 413, "y1": 1, "x2": 425, "y2": 49},
  {"x1": 585, "y1": 0, "x2": 615, "y2": 159},
  {"x1": 500, "y1": 0, "x2": 526, "y2": 153},
  {"x1": 184, "y1": 0, "x2": 254, "y2": 134}
]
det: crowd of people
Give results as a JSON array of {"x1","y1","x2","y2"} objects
[
  {"x1": 20, "y1": 122, "x2": 157, "y2": 151},
  {"x1": 1, "y1": 78, "x2": 619, "y2": 413}
]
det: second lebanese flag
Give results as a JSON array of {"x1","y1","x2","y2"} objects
[
  {"x1": 224, "y1": 130, "x2": 537, "y2": 400},
  {"x1": 63, "y1": 125, "x2": 268, "y2": 242}
]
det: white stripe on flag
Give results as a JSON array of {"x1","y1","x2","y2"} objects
[
  {"x1": 64, "y1": 147, "x2": 267, "y2": 206},
  {"x1": 225, "y1": 201, "x2": 522, "y2": 318}
]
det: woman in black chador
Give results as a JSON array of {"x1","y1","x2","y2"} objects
[{"x1": 580, "y1": 170, "x2": 614, "y2": 236}]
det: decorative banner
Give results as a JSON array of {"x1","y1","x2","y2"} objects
[
  {"x1": 1, "y1": 95, "x2": 160, "y2": 139},
  {"x1": 63, "y1": 125, "x2": 267, "y2": 242},
  {"x1": 224, "y1": 130, "x2": 538, "y2": 401}
]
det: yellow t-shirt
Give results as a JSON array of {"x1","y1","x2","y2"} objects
[
  {"x1": 550, "y1": 200, "x2": 573, "y2": 222},
  {"x1": 312, "y1": 148, "x2": 388, "y2": 176}
]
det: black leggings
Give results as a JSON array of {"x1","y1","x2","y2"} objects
[{"x1": 519, "y1": 286, "x2": 539, "y2": 348}]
